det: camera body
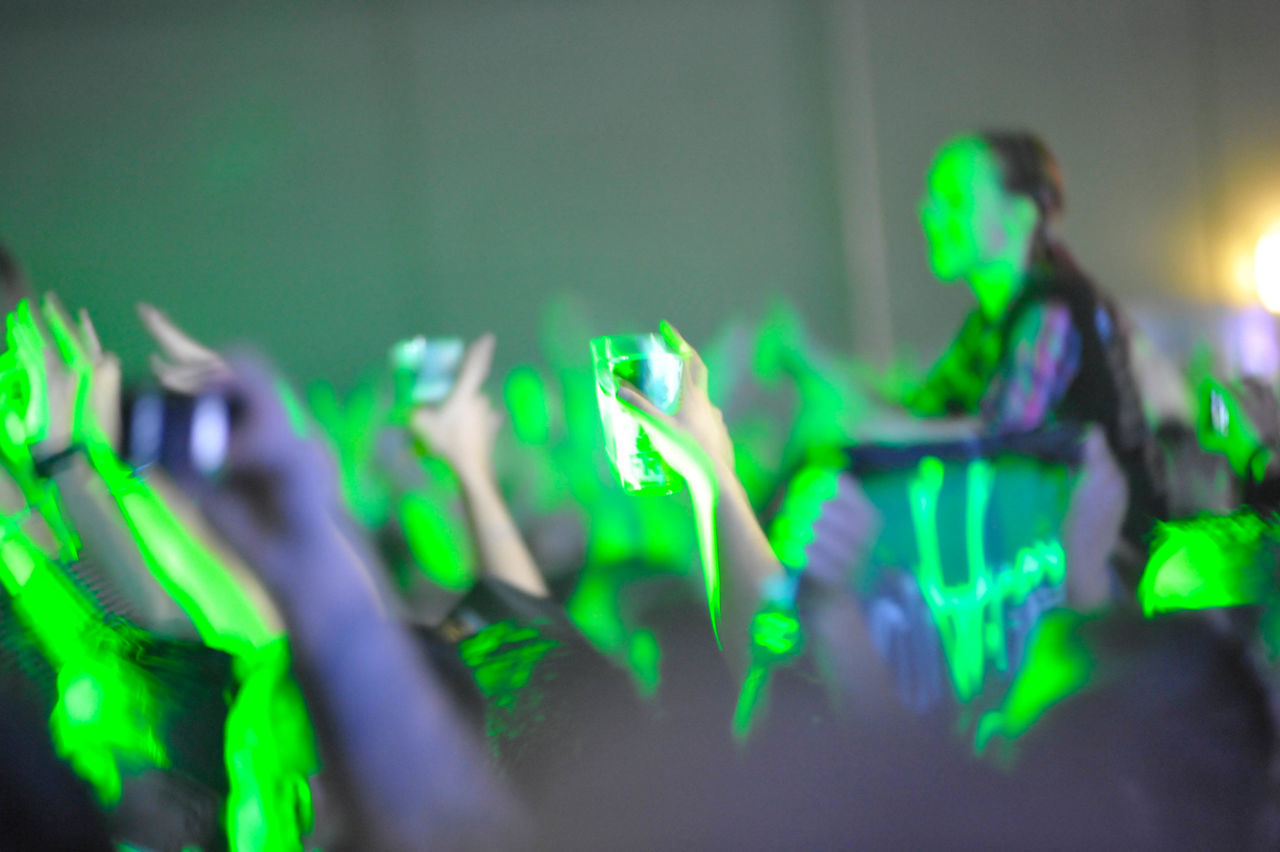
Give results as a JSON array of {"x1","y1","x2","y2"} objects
[{"x1": 121, "y1": 389, "x2": 235, "y2": 480}]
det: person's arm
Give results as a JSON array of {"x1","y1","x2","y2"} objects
[
  {"x1": 852, "y1": 310, "x2": 990, "y2": 442},
  {"x1": 621, "y1": 324, "x2": 897, "y2": 700},
  {"x1": 18, "y1": 296, "x2": 201, "y2": 635},
  {"x1": 982, "y1": 301, "x2": 1079, "y2": 433},
  {"x1": 410, "y1": 334, "x2": 549, "y2": 598},
  {"x1": 900, "y1": 309, "x2": 992, "y2": 416},
  {"x1": 37, "y1": 297, "x2": 281, "y2": 648},
  {"x1": 617, "y1": 323, "x2": 790, "y2": 677},
  {"x1": 1196, "y1": 375, "x2": 1280, "y2": 507},
  {"x1": 194, "y1": 357, "x2": 522, "y2": 851},
  {"x1": 44, "y1": 456, "x2": 197, "y2": 636}
]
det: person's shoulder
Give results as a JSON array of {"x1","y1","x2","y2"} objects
[{"x1": 1017, "y1": 265, "x2": 1122, "y2": 336}]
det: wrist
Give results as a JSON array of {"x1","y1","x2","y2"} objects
[
  {"x1": 1248, "y1": 446, "x2": 1275, "y2": 484},
  {"x1": 32, "y1": 443, "x2": 85, "y2": 479},
  {"x1": 451, "y1": 456, "x2": 496, "y2": 489}
]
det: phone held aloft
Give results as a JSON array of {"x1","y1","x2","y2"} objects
[
  {"x1": 121, "y1": 389, "x2": 235, "y2": 480},
  {"x1": 390, "y1": 337, "x2": 465, "y2": 411},
  {"x1": 591, "y1": 332, "x2": 684, "y2": 495}
]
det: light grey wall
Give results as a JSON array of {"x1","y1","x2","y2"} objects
[
  {"x1": 1, "y1": 0, "x2": 1278, "y2": 387},
  {"x1": 838, "y1": 0, "x2": 1222, "y2": 365},
  {"x1": 0, "y1": 1, "x2": 847, "y2": 388}
]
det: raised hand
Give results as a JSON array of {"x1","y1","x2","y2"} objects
[
  {"x1": 615, "y1": 321, "x2": 786, "y2": 654},
  {"x1": 138, "y1": 303, "x2": 230, "y2": 394},
  {"x1": 408, "y1": 333, "x2": 549, "y2": 598},
  {"x1": 40, "y1": 294, "x2": 121, "y2": 451},
  {"x1": 191, "y1": 356, "x2": 344, "y2": 587},
  {"x1": 409, "y1": 334, "x2": 501, "y2": 479},
  {"x1": 617, "y1": 320, "x2": 735, "y2": 477},
  {"x1": 2, "y1": 293, "x2": 120, "y2": 457},
  {"x1": 1196, "y1": 376, "x2": 1263, "y2": 478}
]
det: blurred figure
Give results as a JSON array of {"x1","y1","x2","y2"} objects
[
  {"x1": 179, "y1": 354, "x2": 524, "y2": 851},
  {"x1": 909, "y1": 131, "x2": 1167, "y2": 588}
]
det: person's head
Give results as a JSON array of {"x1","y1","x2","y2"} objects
[
  {"x1": 919, "y1": 131, "x2": 1065, "y2": 285},
  {"x1": 0, "y1": 242, "x2": 33, "y2": 319},
  {"x1": 1008, "y1": 611, "x2": 1276, "y2": 849}
]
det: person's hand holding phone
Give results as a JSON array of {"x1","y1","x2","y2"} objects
[
  {"x1": 615, "y1": 321, "x2": 735, "y2": 480},
  {"x1": 190, "y1": 355, "x2": 344, "y2": 586},
  {"x1": 408, "y1": 334, "x2": 501, "y2": 481},
  {"x1": 8, "y1": 293, "x2": 122, "y2": 460},
  {"x1": 1196, "y1": 377, "x2": 1263, "y2": 478}
]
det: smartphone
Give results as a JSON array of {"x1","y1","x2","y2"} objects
[
  {"x1": 390, "y1": 337, "x2": 465, "y2": 410},
  {"x1": 1201, "y1": 385, "x2": 1229, "y2": 439},
  {"x1": 121, "y1": 389, "x2": 235, "y2": 479},
  {"x1": 590, "y1": 333, "x2": 684, "y2": 494}
]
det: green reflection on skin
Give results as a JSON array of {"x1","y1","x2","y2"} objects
[
  {"x1": 1139, "y1": 512, "x2": 1277, "y2": 615},
  {"x1": 0, "y1": 527, "x2": 168, "y2": 805},
  {"x1": 919, "y1": 137, "x2": 1037, "y2": 323},
  {"x1": 975, "y1": 610, "x2": 1094, "y2": 755},
  {"x1": 224, "y1": 641, "x2": 318, "y2": 852},
  {"x1": 732, "y1": 600, "x2": 804, "y2": 742},
  {"x1": 767, "y1": 456, "x2": 843, "y2": 571},
  {"x1": 2, "y1": 298, "x2": 316, "y2": 848}
]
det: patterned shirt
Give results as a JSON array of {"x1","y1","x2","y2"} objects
[{"x1": 906, "y1": 300, "x2": 1081, "y2": 434}]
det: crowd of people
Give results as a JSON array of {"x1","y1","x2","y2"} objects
[{"x1": 3, "y1": 131, "x2": 1280, "y2": 850}]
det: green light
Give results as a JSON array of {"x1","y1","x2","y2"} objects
[
  {"x1": 224, "y1": 641, "x2": 319, "y2": 852},
  {"x1": 62, "y1": 671, "x2": 105, "y2": 724},
  {"x1": 767, "y1": 456, "x2": 842, "y2": 570},
  {"x1": 613, "y1": 391, "x2": 723, "y2": 644},
  {"x1": 975, "y1": 611, "x2": 1094, "y2": 755},
  {"x1": 306, "y1": 379, "x2": 391, "y2": 528},
  {"x1": 6, "y1": 301, "x2": 51, "y2": 444},
  {"x1": 908, "y1": 457, "x2": 1067, "y2": 702},
  {"x1": 626, "y1": 628, "x2": 661, "y2": 698},
  {"x1": 504, "y1": 366, "x2": 553, "y2": 446},
  {"x1": 0, "y1": 529, "x2": 169, "y2": 805},
  {"x1": 732, "y1": 665, "x2": 771, "y2": 742},
  {"x1": 1138, "y1": 512, "x2": 1276, "y2": 614},
  {"x1": 84, "y1": 441, "x2": 278, "y2": 656},
  {"x1": 400, "y1": 491, "x2": 475, "y2": 592},
  {"x1": 750, "y1": 609, "x2": 802, "y2": 656},
  {"x1": 919, "y1": 136, "x2": 1035, "y2": 300},
  {"x1": 459, "y1": 621, "x2": 560, "y2": 740},
  {"x1": 273, "y1": 376, "x2": 312, "y2": 440},
  {"x1": 732, "y1": 601, "x2": 805, "y2": 742},
  {"x1": 0, "y1": 301, "x2": 315, "y2": 846}
]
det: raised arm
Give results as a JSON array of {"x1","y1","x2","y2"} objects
[
  {"x1": 409, "y1": 334, "x2": 549, "y2": 598},
  {"x1": 616, "y1": 322, "x2": 787, "y2": 677},
  {"x1": 192, "y1": 356, "x2": 521, "y2": 851},
  {"x1": 12, "y1": 295, "x2": 197, "y2": 635}
]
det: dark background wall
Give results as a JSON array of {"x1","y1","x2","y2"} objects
[{"x1": 2, "y1": 0, "x2": 1278, "y2": 389}]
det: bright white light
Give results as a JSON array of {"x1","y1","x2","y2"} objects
[{"x1": 1256, "y1": 225, "x2": 1280, "y2": 313}]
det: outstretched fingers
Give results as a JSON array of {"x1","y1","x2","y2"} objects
[
  {"x1": 138, "y1": 303, "x2": 221, "y2": 363},
  {"x1": 78, "y1": 308, "x2": 103, "y2": 361},
  {"x1": 454, "y1": 334, "x2": 496, "y2": 398},
  {"x1": 660, "y1": 319, "x2": 707, "y2": 390}
]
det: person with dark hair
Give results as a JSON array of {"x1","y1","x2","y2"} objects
[
  {"x1": 990, "y1": 609, "x2": 1276, "y2": 849},
  {"x1": 908, "y1": 131, "x2": 1167, "y2": 588},
  {"x1": 0, "y1": 241, "x2": 33, "y2": 319},
  {"x1": 609, "y1": 133, "x2": 1165, "y2": 718}
]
